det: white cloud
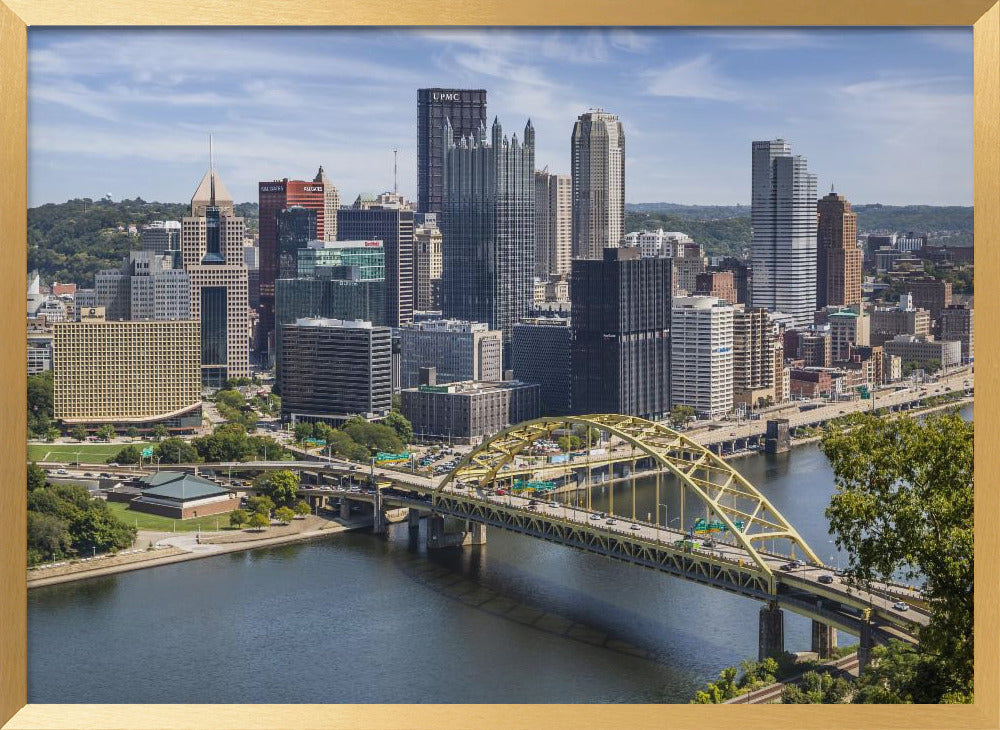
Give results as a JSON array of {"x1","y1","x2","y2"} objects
[{"x1": 644, "y1": 55, "x2": 743, "y2": 102}]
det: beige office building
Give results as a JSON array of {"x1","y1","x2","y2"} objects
[
  {"x1": 315, "y1": 165, "x2": 341, "y2": 242},
  {"x1": 53, "y1": 318, "x2": 202, "y2": 428},
  {"x1": 182, "y1": 164, "x2": 251, "y2": 385},
  {"x1": 534, "y1": 169, "x2": 572, "y2": 278},
  {"x1": 571, "y1": 109, "x2": 625, "y2": 260},
  {"x1": 414, "y1": 221, "x2": 443, "y2": 311}
]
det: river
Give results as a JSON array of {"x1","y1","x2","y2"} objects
[{"x1": 26, "y1": 403, "x2": 972, "y2": 704}]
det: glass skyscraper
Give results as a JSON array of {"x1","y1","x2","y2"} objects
[
  {"x1": 441, "y1": 117, "x2": 535, "y2": 344},
  {"x1": 750, "y1": 139, "x2": 818, "y2": 327}
]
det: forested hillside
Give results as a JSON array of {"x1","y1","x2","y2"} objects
[{"x1": 28, "y1": 198, "x2": 259, "y2": 286}]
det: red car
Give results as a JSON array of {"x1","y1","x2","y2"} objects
[{"x1": 496, "y1": 488, "x2": 507, "y2": 496}]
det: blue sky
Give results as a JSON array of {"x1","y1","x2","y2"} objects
[{"x1": 28, "y1": 27, "x2": 973, "y2": 207}]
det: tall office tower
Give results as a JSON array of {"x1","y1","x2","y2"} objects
[
  {"x1": 511, "y1": 316, "x2": 572, "y2": 416},
  {"x1": 314, "y1": 166, "x2": 340, "y2": 241},
  {"x1": 52, "y1": 317, "x2": 202, "y2": 430},
  {"x1": 750, "y1": 139, "x2": 818, "y2": 326},
  {"x1": 94, "y1": 251, "x2": 190, "y2": 321},
  {"x1": 140, "y1": 220, "x2": 181, "y2": 256},
  {"x1": 670, "y1": 296, "x2": 735, "y2": 419},
  {"x1": 398, "y1": 319, "x2": 502, "y2": 389},
  {"x1": 257, "y1": 178, "x2": 326, "y2": 344},
  {"x1": 279, "y1": 318, "x2": 393, "y2": 425},
  {"x1": 182, "y1": 156, "x2": 250, "y2": 386},
  {"x1": 571, "y1": 109, "x2": 625, "y2": 260},
  {"x1": 571, "y1": 247, "x2": 671, "y2": 420},
  {"x1": 417, "y1": 88, "x2": 488, "y2": 215},
  {"x1": 906, "y1": 277, "x2": 953, "y2": 326},
  {"x1": 717, "y1": 257, "x2": 752, "y2": 305},
  {"x1": 441, "y1": 117, "x2": 535, "y2": 343},
  {"x1": 243, "y1": 245, "x2": 260, "y2": 310},
  {"x1": 414, "y1": 220, "x2": 443, "y2": 311},
  {"x1": 338, "y1": 204, "x2": 414, "y2": 327},
  {"x1": 276, "y1": 206, "x2": 317, "y2": 279},
  {"x1": 816, "y1": 190, "x2": 861, "y2": 308},
  {"x1": 534, "y1": 169, "x2": 572, "y2": 278},
  {"x1": 732, "y1": 306, "x2": 776, "y2": 408},
  {"x1": 940, "y1": 304, "x2": 975, "y2": 364},
  {"x1": 94, "y1": 267, "x2": 130, "y2": 320}
]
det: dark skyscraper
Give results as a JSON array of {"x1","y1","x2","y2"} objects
[
  {"x1": 571, "y1": 247, "x2": 672, "y2": 420},
  {"x1": 441, "y1": 117, "x2": 534, "y2": 344},
  {"x1": 276, "y1": 206, "x2": 317, "y2": 280},
  {"x1": 417, "y1": 88, "x2": 487, "y2": 215},
  {"x1": 337, "y1": 205, "x2": 414, "y2": 328},
  {"x1": 816, "y1": 189, "x2": 861, "y2": 309}
]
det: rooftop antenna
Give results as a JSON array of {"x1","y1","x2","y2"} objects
[
  {"x1": 393, "y1": 149, "x2": 398, "y2": 195},
  {"x1": 209, "y1": 133, "x2": 216, "y2": 206}
]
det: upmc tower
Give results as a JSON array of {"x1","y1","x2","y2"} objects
[
  {"x1": 258, "y1": 177, "x2": 326, "y2": 349},
  {"x1": 417, "y1": 88, "x2": 487, "y2": 215}
]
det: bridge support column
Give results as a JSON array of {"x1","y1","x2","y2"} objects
[
  {"x1": 339, "y1": 500, "x2": 351, "y2": 520},
  {"x1": 810, "y1": 620, "x2": 837, "y2": 659},
  {"x1": 858, "y1": 623, "x2": 875, "y2": 671},
  {"x1": 408, "y1": 508, "x2": 421, "y2": 535},
  {"x1": 468, "y1": 522, "x2": 487, "y2": 545},
  {"x1": 758, "y1": 603, "x2": 785, "y2": 661}
]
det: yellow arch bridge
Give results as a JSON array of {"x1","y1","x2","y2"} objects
[{"x1": 196, "y1": 414, "x2": 928, "y2": 664}]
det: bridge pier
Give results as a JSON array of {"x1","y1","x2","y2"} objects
[
  {"x1": 339, "y1": 499, "x2": 351, "y2": 520},
  {"x1": 764, "y1": 419, "x2": 790, "y2": 454},
  {"x1": 758, "y1": 603, "x2": 785, "y2": 661},
  {"x1": 810, "y1": 620, "x2": 837, "y2": 659},
  {"x1": 858, "y1": 622, "x2": 875, "y2": 671},
  {"x1": 408, "y1": 507, "x2": 421, "y2": 535},
  {"x1": 426, "y1": 514, "x2": 486, "y2": 549}
]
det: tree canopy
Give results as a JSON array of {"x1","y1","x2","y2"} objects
[{"x1": 821, "y1": 410, "x2": 974, "y2": 702}]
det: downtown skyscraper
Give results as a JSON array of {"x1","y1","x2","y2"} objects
[
  {"x1": 750, "y1": 139, "x2": 818, "y2": 327},
  {"x1": 534, "y1": 168, "x2": 572, "y2": 278},
  {"x1": 571, "y1": 109, "x2": 625, "y2": 260},
  {"x1": 417, "y1": 88, "x2": 488, "y2": 216},
  {"x1": 816, "y1": 188, "x2": 862, "y2": 309},
  {"x1": 441, "y1": 117, "x2": 535, "y2": 343}
]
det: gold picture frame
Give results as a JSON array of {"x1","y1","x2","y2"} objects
[{"x1": 1, "y1": 1, "x2": 996, "y2": 727}]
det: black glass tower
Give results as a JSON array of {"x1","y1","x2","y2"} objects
[
  {"x1": 276, "y1": 206, "x2": 317, "y2": 279},
  {"x1": 571, "y1": 247, "x2": 672, "y2": 420},
  {"x1": 417, "y1": 88, "x2": 487, "y2": 215},
  {"x1": 441, "y1": 117, "x2": 535, "y2": 347}
]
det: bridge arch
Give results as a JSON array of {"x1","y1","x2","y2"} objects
[{"x1": 436, "y1": 414, "x2": 821, "y2": 581}]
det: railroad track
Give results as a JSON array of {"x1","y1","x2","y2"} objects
[{"x1": 725, "y1": 653, "x2": 860, "y2": 704}]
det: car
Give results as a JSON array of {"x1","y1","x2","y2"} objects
[
  {"x1": 108, "y1": 462, "x2": 119, "y2": 467},
  {"x1": 56, "y1": 469, "x2": 68, "y2": 475},
  {"x1": 605, "y1": 518, "x2": 616, "y2": 525},
  {"x1": 702, "y1": 539, "x2": 716, "y2": 548},
  {"x1": 589, "y1": 513, "x2": 601, "y2": 520},
  {"x1": 84, "y1": 472, "x2": 93, "y2": 477},
  {"x1": 818, "y1": 574, "x2": 835, "y2": 584},
  {"x1": 790, "y1": 559, "x2": 804, "y2": 568},
  {"x1": 528, "y1": 499, "x2": 537, "y2": 506},
  {"x1": 781, "y1": 563, "x2": 795, "y2": 571},
  {"x1": 630, "y1": 524, "x2": 640, "y2": 531},
  {"x1": 496, "y1": 488, "x2": 506, "y2": 496},
  {"x1": 527, "y1": 504, "x2": 537, "y2": 510},
  {"x1": 893, "y1": 601, "x2": 909, "y2": 612}
]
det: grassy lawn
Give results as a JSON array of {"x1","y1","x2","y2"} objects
[
  {"x1": 105, "y1": 501, "x2": 237, "y2": 533},
  {"x1": 27, "y1": 442, "x2": 156, "y2": 464}
]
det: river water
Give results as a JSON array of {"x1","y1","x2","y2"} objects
[{"x1": 27, "y1": 403, "x2": 972, "y2": 704}]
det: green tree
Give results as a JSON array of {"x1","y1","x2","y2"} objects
[
  {"x1": 229, "y1": 509, "x2": 249, "y2": 529},
  {"x1": 27, "y1": 511, "x2": 72, "y2": 566},
  {"x1": 125, "y1": 426, "x2": 141, "y2": 439},
  {"x1": 274, "y1": 506, "x2": 295, "y2": 525},
  {"x1": 782, "y1": 670, "x2": 852, "y2": 704},
  {"x1": 70, "y1": 424, "x2": 89, "y2": 442},
  {"x1": 383, "y1": 411, "x2": 413, "y2": 444},
  {"x1": 27, "y1": 371, "x2": 54, "y2": 437},
  {"x1": 670, "y1": 404, "x2": 696, "y2": 428},
  {"x1": 109, "y1": 444, "x2": 142, "y2": 465},
  {"x1": 193, "y1": 423, "x2": 255, "y2": 462},
  {"x1": 342, "y1": 417, "x2": 403, "y2": 455},
  {"x1": 96, "y1": 424, "x2": 116, "y2": 441},
  {"x1": 258, "y1": 470, "x2": 300, "y2": 507},
  {"x1": 216, "y1": 389, "x2": 246, "y2": 410},
  {"x1": 822, "y1": 411, "x2": 973, "y2": 702},
  {"x1": 248, "y1": 512, "x2": 270, "y2": 531},
  {"x1": 294, "y1": 422, "x2": 315, "y2": 442},
  {"x1": 293, "y1": 500, "x2": 311, "y2": 519},
  {"x1": 326, "y1": 430, "x2": 369, "y2": 462},
  {"x1": 312, "y1": 421, "x2": 336, "y2": 444},
  {"x1": 151, "y1": 424, "x2": 169, "y2": 441},
  {"x1": 247, "y1": 495, "x2": 275, "y2": 516},
  {"x1": 692, "y1": 666, "x2": 739, "y2": 704},
  {"x1": 27, "y1": 462, "x2": 48, "y2": 491},
  {"x1": 155, "y1": 438, "x2": 200, "y2": 464}
]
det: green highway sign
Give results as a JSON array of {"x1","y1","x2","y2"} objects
[{"x1": 141, "y1": 448, "x2": 154, "y2": 458}]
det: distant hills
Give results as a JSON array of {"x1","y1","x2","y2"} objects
[{"x1": 27, "y1": 197, "x2": 972, "y2": 287}]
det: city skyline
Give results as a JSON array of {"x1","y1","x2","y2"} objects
[{"x1": 28, "y1": 27, "x2": 972, "y2": 208}]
